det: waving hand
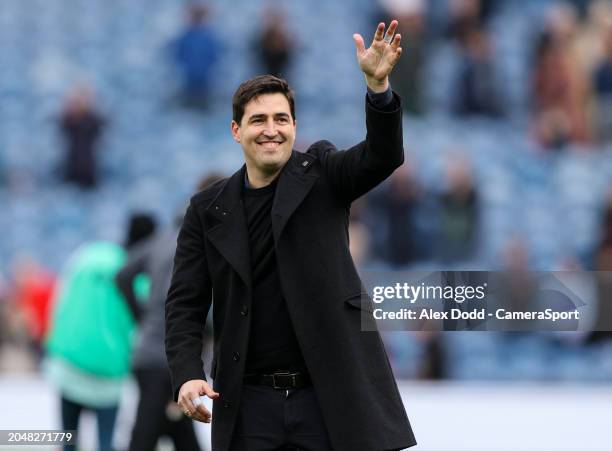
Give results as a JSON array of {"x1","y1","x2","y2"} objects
[{"x1": 353, "y1": 20, "x2": 402, "y2": 92}]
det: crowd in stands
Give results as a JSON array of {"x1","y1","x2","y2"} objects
[{"x1": 0, "y1": 0, "x2": 611, "y2": 394}]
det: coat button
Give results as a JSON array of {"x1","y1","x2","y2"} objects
[
  {"x1": 240, "y1": 306, "x2": 249, "y2": 316},
  {"x1": 233, "y1": 352, "x2": 240, "y2": 362},
  {"x1": 223, "y1": 400, "x2": 232, "y2": 408}
]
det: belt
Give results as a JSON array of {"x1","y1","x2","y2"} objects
[{"x1": 243, "y1": 371, "x2": 311, "y2": 389}]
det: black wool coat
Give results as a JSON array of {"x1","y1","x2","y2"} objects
[{"x1": 165, "y1": 92, "x2": 417, "y2": 451}]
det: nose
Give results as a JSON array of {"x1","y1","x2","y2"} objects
[{"x1": 262, "y1": 118, "x2": 277, "y2": 137}]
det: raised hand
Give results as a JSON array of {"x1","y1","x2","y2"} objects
[{"x1": 353, "y1": 20, "x2": 402, "y2": 92}]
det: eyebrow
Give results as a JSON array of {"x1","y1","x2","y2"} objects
[{"x1": 247, "y1": 112, "x2": 291, "y2": 122}]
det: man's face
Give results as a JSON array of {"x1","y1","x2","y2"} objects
[{"x1": 231, "y1": 93, "x2": 296, "y2": 176}]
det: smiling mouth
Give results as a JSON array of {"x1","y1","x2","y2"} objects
[{"x1": 258, "y1": 141, "x2": 283, "y2": 149}]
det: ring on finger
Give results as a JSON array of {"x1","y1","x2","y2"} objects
[{"x1": 384, "y1": 35, "x2": 393, "y2": 43}]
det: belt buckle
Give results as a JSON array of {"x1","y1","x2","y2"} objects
[{"x1": 271, "y1": 371, "x2": 296, "y2": 389}]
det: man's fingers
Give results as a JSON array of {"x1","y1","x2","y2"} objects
[
  {"x1": 191, "y1": 396, "x2": 203, "y2": 409},
  {"x1": 373, "y1": 22, "x2": 385, "y2": 42},
  {"x1": 196, "y1": 404, "x2": 212, "y2": 423},
  {"x1": 201, "y1": 383, "x2": 220, "y2": 399},
  {"x1": 390, "y1": 33, "x2": 401, "y2": 51},
  {"x1": 178, "y1": 393, "x2": 188, "y2": 411},
  {"x1": 389, "y1": 47, "x2": 403, "y2": 66},
  {"x1": 353, "y1": 33, "x2": 366, "y2": 55},
  {"x1": 187, "y1": 404, "x2": 211, "y2": 423},
  {"x1": 179, "y1": 393, "x2": 194, "y2": 414},
  {"x1": 179, "y1": 402, "x2": 192, "y2": 416},
  {"x1": 189, "y1": 410, "x2": 205, "y2": 422},
  {"x1": 384, "y1": 20, "x2": 399, "y2": 43},
  {"x1": 181, "y1": 396, "x2": 211, "y2": 423},
  {"x1": 179, "y1": 386, "x2": 201, "y2": 409},
  {"x1": 178, "y1": 380, "x2": 214, "y2": 421}
]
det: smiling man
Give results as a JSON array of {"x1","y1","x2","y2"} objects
[
  {"x1": 165, "y1": 20, "x2": 417, "y2": 451},
  {"x1": 231, "y1": 88, "x2": 296, "y2": 188}
]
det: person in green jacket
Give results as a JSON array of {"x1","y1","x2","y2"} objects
[{"x1": 45, "y1": 214, "x2": 155, "y2": 451}]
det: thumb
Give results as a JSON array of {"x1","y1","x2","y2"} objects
[
  {"x1": 353, "y1": 33, "x2": 366, "y2": 55},
  {"x1": 201, "y1": 382, "x2": 220, "y2": 399}
]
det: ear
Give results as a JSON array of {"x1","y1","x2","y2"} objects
[{"x1": 231, "y1": 120, "x2": 240, "y2": 143}]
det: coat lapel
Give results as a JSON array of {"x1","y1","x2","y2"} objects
[
  {"x1": 205, "y1": 166, "x2": 251, "y2": 287},
  {"x1": 271, "y1": 151, "x2": 318, "y2": 242},
  {"x1": 204, "y1": 151, "x2": 318, "y2": 285}
]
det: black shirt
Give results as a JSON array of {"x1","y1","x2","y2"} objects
[
  {"x1": 241, "y1": 87, "x2": 394, "y2": 374},
  {"x1": 242, "y1": 177, "x2": 307, "y2": 374}
]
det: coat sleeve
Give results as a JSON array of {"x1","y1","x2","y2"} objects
[
  {"x1": 165, "y1": 199, "x2": 212, "y2": 401},
  {"x1": 311, "y1": 92, "x2": 404, "y2": 204}
]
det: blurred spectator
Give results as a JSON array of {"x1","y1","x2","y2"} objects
[
  {"x1": 44, "y1": 213, "x2": 155, "y2": 451},
  {"x1": 0, "y1": 271, "x2": 38, "y2": 372},
  {"x1": 115, "y1": 176, "x2": 221, "y2": 451},
  {"x1": 59, "y1": 85, "x2": 106, "y2": 189},
  {"x1": 254, "y1": 6, "x2": 295, "y2": 79},
  {"x1": 531, "y1": 4, "x2": 592, "y2": 149},
  {"x1": 568, "y1": 0, "x2": 595, "y2": 19},
  {"x1": 123, "y1": 213, "x2": 157, "y2": 256},
  {"x1": 575, "y1": 0, "x2": 612, "y2": 75},
  {"x1": 595, "y1": 188, "x2": 612, "y2": 270},
  {"x1": 348, "y1": 199, "x2": 371, "y2": 268},
  {"x1": 593, "y1": 24, "x2": 612, "y2": 141},
  {"x1": 590, "y1": 190, "x2": 612, "y2": 342},
  {"x1": 0, "y1": 273, "x2": 8, "y2": 350},
  {"x1": 11, "y1": 257, "x2": 56, "y2": 359},
  {"x1": 0, "y1": 155, "x2": 5, "y2": 188},
  {"x1": 116, "y1": 222, "x2": 202, "y2": 451},
  {"x1": 379, "y1": 0, "x2": 428, "y2": 115},
  {"x1": 501, "y1": 236, "x2": 531, "y2": 271},
  {"x1": 452, "y1": 26, "x2": 503, "y2": 117},
  {"x1": 497, "y1": 237, "x2": 539, "y2": 331},
  {"x1": 435, "y1": 155, "x2": 479, "y2": 263},
  {"x1": 368, "y1": 163, "x2": 423, "y2": 267},
  {"x1": 446, "y1": 0, "x2": 501, "y2": 43},
  {"x1": 416, "y1": 331, "x2": 446, "y2": 380},
  {"x1": 172, "y1": 3, "x2": 220, "y2": 110}
]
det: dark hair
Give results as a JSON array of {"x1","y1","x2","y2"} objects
[
  {"x1": 188, "y1": 4, "x2": 209, "y2": 25},
  {"x1": 232, "y1": 75, "x2": 295, "y2": 125},
  {"x1": 124, "y1": 213, "x2": 156, "y2": 249}
]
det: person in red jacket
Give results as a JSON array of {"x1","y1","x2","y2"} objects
[{"x1": 12, "y1": 258, "x2": 56, "y2": 358}]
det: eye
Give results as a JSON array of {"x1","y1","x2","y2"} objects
[
  {"x1": 251, "y1": 118, "x2": 263, "y2": 125},
  {"x1": 277, "y1": 117, "x2": 289, "y2": 124}
]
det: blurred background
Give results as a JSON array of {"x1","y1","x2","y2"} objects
[{"x1": 1, "y1": 0, "x2": 612, "y2": 450}]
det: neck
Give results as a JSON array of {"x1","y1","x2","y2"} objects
[{"x1": 245, "y1": 166, "x2": 282, "y2": 189}]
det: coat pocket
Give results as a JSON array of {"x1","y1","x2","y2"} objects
[{"x1": 344, "y1": 292, "x2": 375, "y2": 313}]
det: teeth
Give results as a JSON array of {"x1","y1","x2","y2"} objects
[{"x1": 261, "y1": 142, "x2": 280, "y2": 148}]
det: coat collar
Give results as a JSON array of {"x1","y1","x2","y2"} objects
[{"x1": 204, "y1": 151, "x2": 318, "y2": 286}]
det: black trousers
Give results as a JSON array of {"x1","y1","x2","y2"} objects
[
  {"x1": 129, "y1": 367, "x2": 202, "y2": 451},
  {"x1": 229, "y1": 384, "x2": 333, "y2": 451}
]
